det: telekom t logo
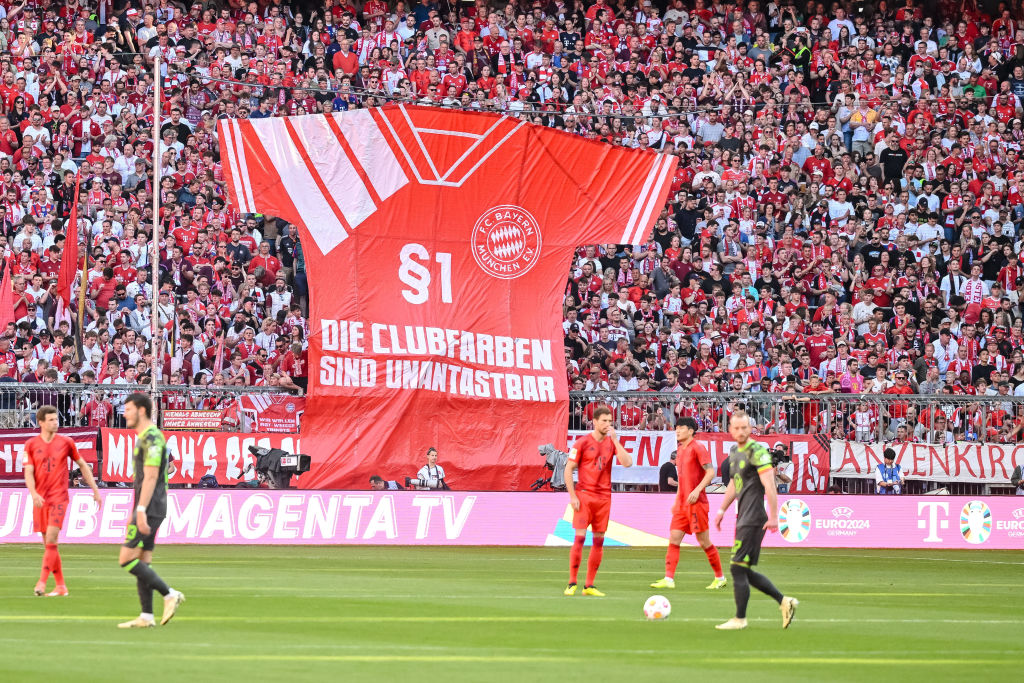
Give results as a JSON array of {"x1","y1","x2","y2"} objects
[{"x1": 917, "y1": 502, "x2": 949, "y2": 542}]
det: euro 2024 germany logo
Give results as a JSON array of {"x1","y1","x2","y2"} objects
[
  {"x1": 779, "y1": 499, "x2": 811, "y2": 543},
  {"x1": 471, "y1": 205, "x2": 542, "y2": 280},
  {"x1": 960, "y1": 500, "x2": 992, "y2": 544}
]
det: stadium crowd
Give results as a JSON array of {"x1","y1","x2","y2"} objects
[
  {"x1": 0, "y1": 0, "x2": 1021, "y2": 440},
  {"x1": 0, "y1": 0, "x2": 326, "y2": 428}
]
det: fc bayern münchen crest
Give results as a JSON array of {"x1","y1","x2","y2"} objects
[{"x1": 471, "y1": 205, "x2": 542, "y2": 279}]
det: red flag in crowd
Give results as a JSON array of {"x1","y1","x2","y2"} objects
[
  {"x1": 97, "y1": 345, "x2": 110, "y2": 381},
  {"x1": 56, "y1": 172, "x2": 82, "y2": 306},
  {"x1": 0, "y1": 258, "x2": 13, "y2": 328}
]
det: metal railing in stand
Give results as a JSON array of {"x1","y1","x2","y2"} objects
[
  {"x1": 568, "y1": 391, "x2": 1023, "y2": 443},
  {"x1": 0, "y1": 382, "x2": 293, "y2": 431},
  {"x1": 0, "y1": 382, "x2": 299, "y2": 486},
  {"x1": 569, "y1": 390, "x2": 1024, "y2": 494}
]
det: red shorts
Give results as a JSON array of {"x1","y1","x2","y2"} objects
[
  {"x1": 670, "y1": 500, "x2": 710, "y2": 535},
  {"x1": 572, "y1": 492, "x2": 611, "y2": 533},
  {"x1": 33, "y1": 497, "x2": 68, "y2": 533}
]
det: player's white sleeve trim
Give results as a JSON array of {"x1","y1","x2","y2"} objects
[{"x1": 568, "y1": 448, "x2": 578, "y2": 461}]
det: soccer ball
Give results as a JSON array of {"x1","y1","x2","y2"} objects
[{"x1": 643, "y1": 595, "x2": 671, "y2": 621}]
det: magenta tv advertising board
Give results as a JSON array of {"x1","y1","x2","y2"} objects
[{"x1": 0, "y1": 490, "x2": 1021, "y2": 549}]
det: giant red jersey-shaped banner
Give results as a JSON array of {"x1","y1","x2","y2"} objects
[{"x1": 218, "y1": 105, "x2": 677, "y2": 489}]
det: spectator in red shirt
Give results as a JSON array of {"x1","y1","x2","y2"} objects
[
  {"x1": 89, "y1": 268, "x2": 118, "y2": 314},
  {"x1": 247, "y1": 242, "x2": 281, "y2": 287}
]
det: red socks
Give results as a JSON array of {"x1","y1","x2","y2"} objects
[
  {"x1": 585, "y1": 536, "x2": 604, "y2": 586},
  {"x1": 568, "y1": 535, "x2": 585, "y2": 584},
  {"x1": 664, "y1": 543, "x2": 680, "y2": 579},
  {"x1": 704, "y1": 544, "x2": 723, "y2": 578},
  {"x1": 42, "y1": 544, "x2": 64, "y2": 586},
  {"x1": 569, "y1": 535, "x2": 609, "y2": 587},
  {"x1": 39, "y1": 545, "x2": 52, "y2": 584}
]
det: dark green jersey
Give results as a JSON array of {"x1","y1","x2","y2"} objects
[
  {"x1": 133, "y1": 424, "x2": 169, "y2": 518},
  {"x1": 727, "y1": 439, "x2": 773, "y2": 528}
]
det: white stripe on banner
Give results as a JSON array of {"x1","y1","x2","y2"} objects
[
  {"x1": 250, "y1": 119, "x2": 349, "y2": 254},
  {"x1": 334, "y1": 110, "x2": 409, "y2": 201},
  {"x1": 621, "y1": 155, "x2": 662, "y2": 243},
  {"x1": 450, "y1": 118, "x2": 524, "y2": 187},
  {"x1": 437, "y1": 116, "x2": 506, "y2": 183},
  {"x1": 219, "y1": 121, "x2": 250, "y2": 213},
  {"x1": 288, "y1": 115, "x2": 377, "y2": 229},
  {"x1": 400, "y1": 105, "x2": 442, "y2": 180},
  {"x1": 230, "y1": 120, "x2": 257, "y2": 212},
  {"x1": 630, "y1": 155, "x2": 674, "y2": 245}
]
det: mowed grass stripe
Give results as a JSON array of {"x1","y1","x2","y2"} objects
[{"x1": 0, "y1": 636, "x2": 1015, "y2": 659}]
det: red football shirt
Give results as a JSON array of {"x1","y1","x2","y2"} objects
[
  {"x1": 569, "y1": 433, "x2": 616, "y2": 497},
  {"x1": 22, "y1": 434, "x2": 79, "y2": 501},
  {"x1": 219, "y1": 105, "x2": 676, "y2": 490},
  {"x1": 805, "y1": 333, "x2": 833, "y2": 367},
  {"x1": 675, "y1": 439, "x2": 711, "y2": 505}
]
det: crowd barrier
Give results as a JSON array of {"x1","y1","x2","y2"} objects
[
  {"x1": 569, "y1": 429, "x2": 830, "y2": 492},
  {"x1": 569, "y1": 390, "x2": 1024, "y2": 444},
  {"x1": 2, "y1": 430, "x2": 1020, "y2": 494},
  {"x1": 563, "y1": 426, "x2": 1019, "y2": 494},
  {"x1": 1, "y1": 490, "x2": 1020, "y2": 549},
  {"x1": 0, "y1": 382, "x2": 294, "y2": 429},
  {"x1": 0, "y1": 384, "x2": 301, "y2": 485},
  {"x1": 101, "y1": 429, "x2": 303, "y2": 486},
  {"x1": 834, "y1": 441, "x2": 1024, "y2": 485},
  {"x1": 1, "y1": 386, "x2": 1023, "y2": 492},
  {"x1": 0, "y1": 427, "x2": 98, "y2": 480}
]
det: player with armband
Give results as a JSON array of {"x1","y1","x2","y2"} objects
[{"x1": 563, "y1": 405, "x2": 632, "y2": 597}]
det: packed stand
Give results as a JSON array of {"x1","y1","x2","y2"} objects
[
  {"x1": 0, "y1": 0, "x2": 320, "y2": 428},
  {"x1": 0, "y1": 0, "x2": 1022, "y2": 443}
]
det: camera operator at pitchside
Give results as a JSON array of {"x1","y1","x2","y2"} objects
[
  {"x1": 407, "y1": 447, "x2": 450, "y2": 490},
  {"x1": 772, "y1": 443, "x2": 793, "y2": 494}
]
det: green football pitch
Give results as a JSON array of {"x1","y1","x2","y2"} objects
[{"x1": 0, "y1": 545, "x2": 1019, "y2": 682}]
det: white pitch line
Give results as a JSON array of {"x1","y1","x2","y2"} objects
[{"x1": 138, "y1": 653, "x2": 1023, "y2": 666}]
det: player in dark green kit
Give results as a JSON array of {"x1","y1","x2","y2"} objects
[
  {"x1": 713, "y1": 413, "x2": 798, "y2": 631},
  {"x1": 116, "y1": 394, "x2": 185, "y2": 628}
]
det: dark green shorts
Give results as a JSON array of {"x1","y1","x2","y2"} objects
[
  {"x1": 123, "y1": 515, "x2": 164, "y2": 552},
  {"x1": 731, "y1": 525, "x2": 766, "y2": 568}
]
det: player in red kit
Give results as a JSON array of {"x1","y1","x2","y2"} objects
[
  {"x1": 651, "y1": 417, "x2": 726, "y2": 590},
  {"x1": 23, "y1": 405, "x2": 101, "y2": 596},
  {"x1": 563, "y1": 405, "x2": 632, "y2": 596}
]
